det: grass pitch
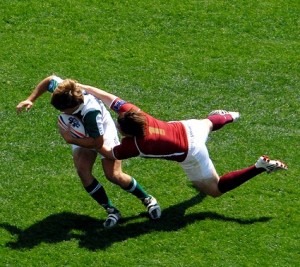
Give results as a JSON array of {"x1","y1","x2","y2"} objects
[{"x1": 1, "y1": 0, "x2": 299, "y2": 266}]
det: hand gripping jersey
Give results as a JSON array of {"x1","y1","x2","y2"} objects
[{"x1": 110, "y1": 98, "x2": 189, "y2": 162}]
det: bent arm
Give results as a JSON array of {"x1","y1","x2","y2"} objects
[
  {"x1": 58, "y1": 123, "x2": 104, "y2": 151},
  {"x1": 77, "y1": 83, "x2": 118, "y2": 108},
  {"x1": 69, "y1": 136, "x2": 104, "y2": 151},
  {"x1": 16, "y1": 75, "x2": 56, "y2": 113}
]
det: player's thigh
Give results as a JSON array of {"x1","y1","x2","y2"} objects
[
  {"x1": 181, "y1": 143, "x2": 222, "y2": 196},
  {"x1": 187, "y1": 163, "x2": 222, "y2": 197},
  {"x1": 72, "y1": 147, "x2": 97, "y2": 174},
  {"x1": 101, "y1": 158, "x2": 131, "y2": 187}
]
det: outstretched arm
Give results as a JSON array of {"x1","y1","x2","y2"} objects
[
  {"x1": 77, "y1": 83, "x2": 118, "y2": 108},
  {"x1": 16, "y1": 75, "x2": 56, "y2": 113}
]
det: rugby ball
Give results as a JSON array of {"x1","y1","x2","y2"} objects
[{"x1": 58, "y1": 114, "x2": 86, "y2": 138}]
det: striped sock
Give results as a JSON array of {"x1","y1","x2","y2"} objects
[
  {"x1": 124, "y1": 177, "x2": 150, "y2": 200},
  {"x1": 84, "y1": 179, "x2": 115, "y2": 210}
]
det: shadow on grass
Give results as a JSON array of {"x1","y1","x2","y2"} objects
[{"x1": 1, "y1": 194, "x2": 271, "y2": 251}]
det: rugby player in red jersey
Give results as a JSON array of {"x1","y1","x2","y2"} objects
[{"x1": 60, "y1": 83, "x2": 288, "y2": 198}]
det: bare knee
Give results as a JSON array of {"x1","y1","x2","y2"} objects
[
  {"x1": 105, "y1": 170, "x2": 132, "y2": 188},
  {"x1": 192, "y1": 179, "x2": 223, "y2": 198},
  {"x1": 74, "y1": 163, "x2": 95, "y2": 187},
  {"x1": 102, "y1": 159, "x2": 132, "y2": 187}
]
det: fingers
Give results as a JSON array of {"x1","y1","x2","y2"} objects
[
  {"x1": 16, "y1": 101, "x2": 33, "y2": 113},
  {"x1": 57, "y1": 121, "x2": 67, "y2": 131},
  {"x1": 57, "y1": 122, "x2": 72, "y2": 142},
  {"x1": 16, "y1": 105, "x2": 27, "y2": 114}
]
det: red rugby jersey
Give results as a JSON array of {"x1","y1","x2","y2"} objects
[{"x1": 110, "y1": 98, "x2": 188, "y2": 162}]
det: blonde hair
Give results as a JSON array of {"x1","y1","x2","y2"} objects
[{"x1": 51, "y1": 79, "x2": 83, "y2": 110}]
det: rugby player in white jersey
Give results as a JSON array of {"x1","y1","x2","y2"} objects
[{"x1": 16, "y1": 76, "x2": 161, "y2": 228}]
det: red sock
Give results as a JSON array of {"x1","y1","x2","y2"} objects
[
  {"x1": 218, "y1": 165, "x2": 265, "y2": 193},
  {"x1": 208, "y1": 114, "x2": 233, "y2": 131}
]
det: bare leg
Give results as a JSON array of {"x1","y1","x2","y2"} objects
[
  {"x1": 101, "y1": 158, "x2": 161, "y2": 219},
  {"x1": 101, "y1": 158, "x2": 132, "y2": 188},
  {"x1": 73, "y1": 147, "x2": 121, "y2": 228},
  {"x1": 192, "y1": 171, "x2": 222, "y2": 198},
  {"x1": 73, "y1": 147, "x2": 97, "y2": 187}
]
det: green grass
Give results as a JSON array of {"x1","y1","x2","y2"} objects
[{"x1": 1, "y1": 0, "x2": 299, "y2": 266}]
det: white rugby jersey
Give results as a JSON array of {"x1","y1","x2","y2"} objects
[{"x1": 49, "y1": 76, "x2": 117, "y2": 140}]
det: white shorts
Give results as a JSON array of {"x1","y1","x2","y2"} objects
[
  {"x1": 71, "y1": 119, "x2": 120, "y2": 159},
  {"x1": 180, "y1": 119, "x2": 217, "y2": 181}
]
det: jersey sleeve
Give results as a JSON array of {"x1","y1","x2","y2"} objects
[
  {"x1": 110, "y1": 97, "x2": 140, "y2": 114},
  {"x1": 47, "y1": 76, "x2": 63, "y2": 93},
  {"x1": 83, "y1": 110, "x2": 104, "y2": 138},
  {"x1": 112, "y1": 137, "x2": 140, "y2": 159}
]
